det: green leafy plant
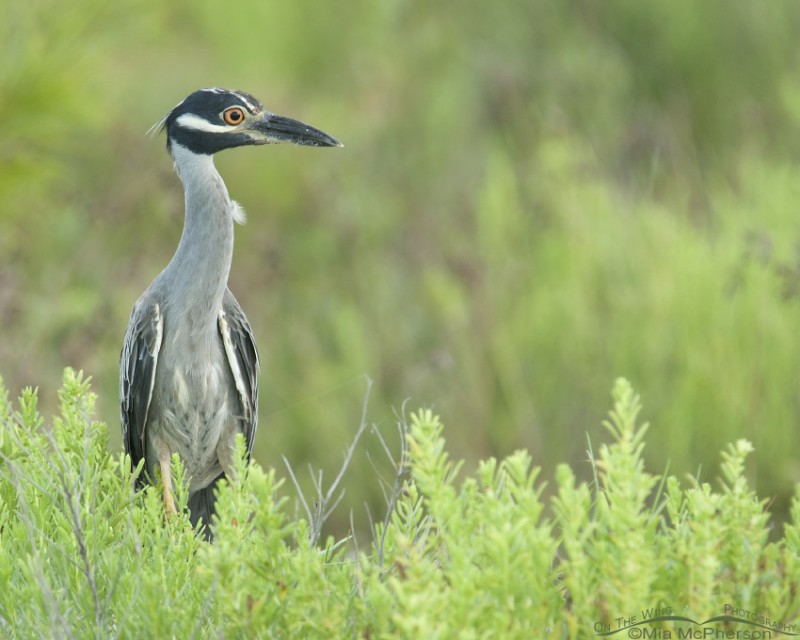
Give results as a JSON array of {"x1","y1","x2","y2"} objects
[{"x1": 1, "y1": 370, "x2": 798, "y2": 638}]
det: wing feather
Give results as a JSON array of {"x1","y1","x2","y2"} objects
[
  {"x1": 219, "y1": 289, "x2": 260, "y2": 455},
  {"x1": 119, "y1": 300, "x2": 163, "y2": 475}
]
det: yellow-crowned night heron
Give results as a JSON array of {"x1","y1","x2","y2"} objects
[{"x1": 120, "y1": 88, "x2": 341, "y2": 538}]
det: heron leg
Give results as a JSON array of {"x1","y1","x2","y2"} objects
[{"x1": 157, "y1": 443, "x2": 177, "y2": 516}]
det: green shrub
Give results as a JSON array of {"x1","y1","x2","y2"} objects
[{"x1": 1, "y1": 370, "x2": 798, "y2": 638}]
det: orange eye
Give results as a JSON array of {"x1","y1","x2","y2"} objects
[{"x1": 223, "y1": 107, "x2": 245, "y2": 126}]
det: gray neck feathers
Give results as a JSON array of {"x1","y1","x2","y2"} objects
[{"x1": 159, "y1": 142, "x2": 234, "y2": 334}]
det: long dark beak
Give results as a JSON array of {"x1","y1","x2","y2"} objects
[{"x1": 251, "y1": 112, "x2": 342, "y2": 147}]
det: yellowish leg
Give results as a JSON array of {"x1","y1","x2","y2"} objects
[{"x1": 158, "y1": 447, "x2": 177, "y2": 516}]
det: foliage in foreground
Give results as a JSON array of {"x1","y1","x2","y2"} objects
[{"x1": 0, "y1": 369, "x2": 799, "y2": 639}]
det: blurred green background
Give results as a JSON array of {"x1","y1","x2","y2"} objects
[{"x1": 3, "y1": 0, "x2": 800, "y2": 534}]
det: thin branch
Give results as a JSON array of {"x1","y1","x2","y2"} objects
[
  {"x1": 284, "y1": 375, "x2": 373, "y2": 547},
  {"x1": 377, "y1": 403, "x2": 411, "y2": 571},
  {"x1": 1, "y1": 459, "x2": 73, "y2": 639},
  {"x1": 282, "y1": 455, "x2": 313, "y2": 525},
  {"x1": 42, "y1": 419, "x2": 103, "y2": 632},
  {"x1": 349, "y1": 509, "x2": 360, "y2": 560}
]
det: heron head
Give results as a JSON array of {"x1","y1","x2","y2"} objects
[{"x1": 153, "y1": 88, "x2": 342, "y2": 155}]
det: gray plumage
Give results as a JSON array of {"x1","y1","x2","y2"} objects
[{"x1": 120, "y1": 88, "x2": 341, "y2": 538}]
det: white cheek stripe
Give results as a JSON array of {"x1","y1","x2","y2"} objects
[{"x1": 174, "y1": 113, "x2": 232, "y2": 134}]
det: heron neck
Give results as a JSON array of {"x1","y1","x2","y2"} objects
[{"x1": 163, "y1": 143, "x2": 233, "y2": 326}]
